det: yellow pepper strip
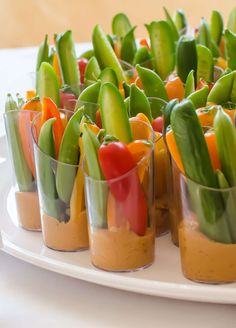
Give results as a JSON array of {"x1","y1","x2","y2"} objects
[
  {"x1": 26, "y1": 90, "x2": 36, "y2": 100},
  {"x1": 53, "y1": 52, "x2": 62, "y2": 87}
]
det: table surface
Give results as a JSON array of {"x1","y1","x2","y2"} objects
[{"x1": 1, "y1": 46, "x2": 236, "y2": 328}]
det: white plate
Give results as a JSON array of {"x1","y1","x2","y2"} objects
[{"x1": 1, "y1": 134, "x2": 236, "y2": 305}]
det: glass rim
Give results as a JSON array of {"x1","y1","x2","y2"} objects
[
  {"x1": 31, "y1": 108, "x2": 82, "y2": 169},
  {"x1": 83, "y1": 119, "x2": 155, "y2": 184},
  {"x1": 3, "y1": 109, "x2": 41, "y2": 117}
]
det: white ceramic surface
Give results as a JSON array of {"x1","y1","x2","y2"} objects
[{"x1": 0, "y1": 134, "x2": 236, "y2": 304}]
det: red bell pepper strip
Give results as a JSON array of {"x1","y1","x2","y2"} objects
[
  {"x1": 41, "y1": 97, "x2": 64, "y2": 158},
  {"x1": 98, "y1": 141, "x2": 147, "y2": 236}
]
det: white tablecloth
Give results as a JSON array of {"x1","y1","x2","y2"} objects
[{"x1": 0, "y1": 46, "x2": 236, "y2": 327}]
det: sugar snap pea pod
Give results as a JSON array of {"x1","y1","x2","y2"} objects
[
  {"x1": 210, "y1": 10, "x2": 224, "y2": 46},
  {"x1": 197, "y1": 44, "x2": 214, "y2": 83},
  {"x1": 82, "y1": 123, "x2": 107, "y2": 228},
  {"x1": 56, "y1": 108, "x2": 84, "y2": 204},
  {"x1": 136, "y1": 65, "x2": 168, "y2": 101},
  {"x1": 124, "y1": 96, "x2": 130, "y2": 116},
  {"x1": 129, "y1": 83, "x2": 152, "y2": 122},
  {"x1": 163, "y1": 98, "x2": 178, "y2": 137},
  {"x1": 176, "y1": 35, "x2": 197, "y2": 83},
  {"x1": 146, "y1": 21, "x2": 175, "y2": 80},
  {"x1": 230, "y1": 72, "x2": 236, "y2": 103},
  {"x1": 37, "y1": 62, "x2": 60, "y2": 107},
  {"x1": 120, "y1": 27, "x2": 137, "y2": 64},
  {"x1": 198, "y1": 18, "x2": 212, "y2": 50},
  {"x1": 163, "y1": 7, "x2": 179, "y2": 41},
  {"x1": 214, "y1": 108, "x2": 236, "y2": 186},
  {"x1": 84, "y1": 56, "x2": 101, "y2": 87},
  {"x1": 55, "y1": 30, "x2": 80, "y2": 97},
  {"x1": 225, "y1": 29, "x2": 236, "y2": 70},
  {"x1": 214, "y1": 109, "x2": 236, "y2": 241},
  {"x1": 4, "y1": 95, "x2": 33, "y2": 192},
  {"x1": 122, "y1": 82, "x2": 130, "y2": 97},
  {"x1": 100, "y1": 82, "x2": 133, "y2": 143},
  {"x1": 184, "y1": 70, "x2": 195, "y2": 97},
  {"x1": 37, "y1": 118, "x2": 59, "y2": 219},
  {"x1": 227, "y1": 7, "x2": 236, "y2": 33},
  {"x1": 36, "y1": 34, "x2": 49, "y2": 72},
  {"x1": 92, "y1": 25, "x2": 126, "y2": 82},
  {"x1": 112, "y1": 13, "x2": 132, "y2": 38},
  {"x1": 207, "y1": 71, "x2": 234, "y2": 104},
  {"x1": 134, "y1": 47, "x2": 152, "y2": 68},
  {"x1": 98, "y1": 67, "x2": 118, "y2": 87},
  {"x1": 173, "y1": 9, "x2": 188, "y2": 33},
  {"x1": 79, "y1": 49, "x2": 94, "y2": 60},
  {"x1": 171, "y1": 100, "x2": 232, "y2": 243},
  {"x1": 187, "y1": 85, "x2": 209, "y2": 108}
]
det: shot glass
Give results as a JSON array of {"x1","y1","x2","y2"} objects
[
  {"x1": 4, "y1": 110, "x2": 41, "y2": 231},
  {"x1": 32, "y1": 110, "x2": 89, "y2": 251},
  {"x1": 179, "y1": 173, "x2": 236, "y2": 283},
  {"x1": 84, "y1": 120, "x2": 155, "y2": 271}
]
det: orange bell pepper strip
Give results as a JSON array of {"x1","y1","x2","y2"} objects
[
  {"x1": 41, "y1": 97, "x2": 64, "y2": 158},
  {"x1": 26, "y1": 90, "x2": 36, "y2": 101},
  {"x1": 165, "y1": 77, "x2": 184, "y2": 101},
  {"x1": 205, "y1": 131, "x2": 221, "y2": 171},
  {"x1": 135, "y1": 112, "x2": 152, "y2": 125},
  {"x1": 166, "y1": 129, "x2": 184, "y2": 173}
]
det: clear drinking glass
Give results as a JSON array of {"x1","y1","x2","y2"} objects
[
  {"x1": 32, "y1": 110, "x2": 89, "y2": 251},
  {"x1": 84, "y1": 120, "x2": 155, "y2": 271},
  {"x1": 179, "y1": 173, "x2": 236, "y2": 283},
  {"x1": 4, "y1": 110, "x2": 41, "y2": 231}
]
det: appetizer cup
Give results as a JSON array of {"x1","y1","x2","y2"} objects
[
  {"x1": 179, "y1": 173, "x2": 236, "y2": 283},
  {"x1": 32, "y1": 110, "x2": 89, "y2": 251},
  {"x1": 84, "y1": 119, "x2": 155, "y2": 272},
  {"x1": 4, "y1": 110, "x2": 41, "y2": 231}
]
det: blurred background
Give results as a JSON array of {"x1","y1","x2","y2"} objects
[{"x1": 0, "y1": 0, "x2": 235, "y2": 48}]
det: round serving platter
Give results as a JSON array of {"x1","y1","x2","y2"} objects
[{"x1": 0, "y1": 133, "x2": 236, "y2": 304}]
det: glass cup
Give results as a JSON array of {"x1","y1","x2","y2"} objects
[
  {"x1": 4, "y1": 110, "x2": 41, "y2": 231},
  {"x1": 32, "y1": 109, "x2": 90, "y2": 251},
  {"x1": 64, "y1": 99, "x2": 98, "y2": 124},
  {"x1": 179, "y1": 173, "x2": 236, "y2": 283},
  {"x1": 84, "y1": 119, "x2": 155, "y2": 272}
]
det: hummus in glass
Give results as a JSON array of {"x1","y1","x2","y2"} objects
[
  {"x1": 179, "y1": 220, "x2": 236, "y2": 283},
  {"x1": 90, "y1": 226, "x2": 155, "y2": 271},
  {"x1": 15, "y1": 191, "x2": 41, "y2": 231},
  {"x1": 42, "y1": 210, "x2": 89, "y2": 251}
]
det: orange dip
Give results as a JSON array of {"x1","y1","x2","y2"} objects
[
  {"x1": 42, "y1": 210, "x2": 89, "y2": 251},
  {"x1": 15, "y1": 191, "x2": 41, "y2": 231},
  {"x1": 90, "y1": 227, "x2": 155, "y2": 271},
  {"x1": 179, "y1": 220, "x2": 236, "y2": 283}
]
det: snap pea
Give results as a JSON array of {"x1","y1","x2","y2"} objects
[
  {"x1": 122, "y1": 81, "x2": 131, "y2": 97},
  {"x1": 136, "y1": 65, "x2": 168, "y2": 101},
  {"x1": 36, "y1": 34, "x2": 49, "y2": 72},
  {"x1": 55, "y1": 30, "x2": 80, "y2": 97},
  {"x1": 187, "y1": 85, "x2": 209, "y2": 108},
  {"x1": 198, "y1": 18, "x2": 212, "y2": 50},
  {"x1": 163, "y1": 7, "x2": 179, "y2": 41},
  {"x1": 37, "y1": 118, "x2": 59, "y2": 219},
  {"x1": 84, "y1": 56, "x2": 101, "y2": 87},
  {"x1": 100, "y1": 82, "x2": 133, "y2": 143},
  {"x1": 99, "y1": 67, "x2": 118, "y2": 87},
  {"x1": 207, "y1": 71, "x2": 234, "y2": 104},
  {"x1": 184, "y1": 70, "x2": 195, "y2": 97},
  {"x1": 227, "y1": 7, "x2": 236, "y2": 33},
  {"x1": 4, "y1": 95, "x2": 33, "y2": 192},
  {"x1": 78, "y1": 49, "x2": 94, "y2": 60},
  {"x1": 92, "y1": 25, "x2": 126, "y2": 82},
  {"x1": 176, "y1": 35, "x2": 197, "y2": 83},
  {"x1": 225, "y1": 29, "x2": 236, "y2": 70},
  {"x1": 197, "y1": 44, "x2": 214, "y2": 83},
  {"x1": 146, "y1": 21, "x2": 175, "y2": 80},
  {"x1": 112, "y1": 13, "x2": 132, "y2": 38},
  {"x1": 210, "y1": 10, "x2": 224, "y2": 46},
  {"x1": 171, "y1": 100, "x2": 232, "y2": 243},
  {"x1": 56, "y1": 109, "x2": 84, "y2": 204},
  {"x1": 37, "y1": 62, "x2": 60, "y2": 107},
  {"x1": 173, "y1": 9, "x2": 188, "y2": 34},
  {"x1": 129, "y1": 83, "x2": 152, "y2": 122},
  {"x1": 120, "y1": 27, "x2": 137, "y2": 64},
  {"x1": 134, "y1": 47, "x2": 152, "y2": 68}
]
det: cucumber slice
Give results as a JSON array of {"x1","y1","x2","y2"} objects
[
  {"x1": 92, "y1": 25, "x2": 126, "y2": 82},
  {"x1": 146, "y1": 20, "x2": 175, "y2": 80},
  {"x1": 163, "y1": 7, "x2": 179, "y2": 41},
  {"x1": 227, "y1": 7, "x2": 236, "y2": 33},
  {"x1": 100, "y1": 83, "x2": 133, "y2": 143},
  {"x1": 197, "y1": 44, "x2": 214, "y2": 83}
]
